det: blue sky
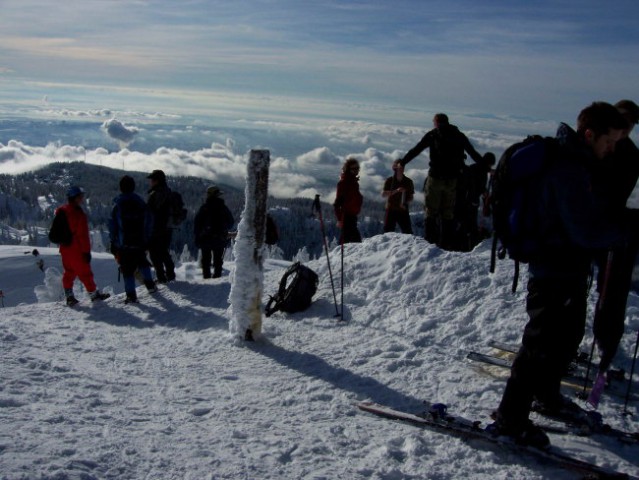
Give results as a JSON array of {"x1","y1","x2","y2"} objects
[{"x1": 1, "y1": 0, "x2": 637, "y2": 123}]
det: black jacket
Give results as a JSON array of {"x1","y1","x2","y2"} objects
[
  {"x1": 400, "y1": 124, "x2": 483, "y2": 179},
  {"x1": 194, "y1": 197, "x2": 234, "y2": 248}
]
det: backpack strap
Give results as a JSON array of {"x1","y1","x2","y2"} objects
[
  {"x1": 264, "y1": 262, "x2": 301, "y2": 317},
  {"x1": 512, "y1": 260, "x2": 520, "y2": 294}
]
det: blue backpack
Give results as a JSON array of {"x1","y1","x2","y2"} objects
[{"x1": 489, "y1": 135, "x2": 558, "y2": 291}]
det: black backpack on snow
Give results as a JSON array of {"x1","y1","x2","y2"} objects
[
  {"x1": 489, "y1": 135, "x2": 558, "y2": 291},
  {"x1": 167, "y1": 190, "x2": 188, "y2": 228},
  {"x1": 48, "y1": 209, "x2": 73, "y2": 246},
  {"x1": 265, "y1": 262, "x2": 319, "y2": 317}
]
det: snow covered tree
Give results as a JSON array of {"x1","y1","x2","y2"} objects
[{"x1": 229, "y1": 150, "x2": 270, "y2": 341}]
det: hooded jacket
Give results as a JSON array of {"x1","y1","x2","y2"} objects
[
  {"x1": 528, "y1": 123, "x2": 625, "y2": 278},
  {"x1": 55, "y1": 202, "x2": 91, "y2": 256}
]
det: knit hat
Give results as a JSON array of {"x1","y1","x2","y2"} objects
[
  {"x1": 207, "y1": 185, "x2": 222, "y2": 197},
  {"x1": 67, "y1": 185, "x2": 85, "y2": 200},
  {"x1": 119, "y1": 175, "x2": 135, "y2": 194}
]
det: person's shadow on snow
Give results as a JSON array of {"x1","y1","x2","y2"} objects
[{"x1": 251, "y1": 340, "x2": 423, "y2": 409}]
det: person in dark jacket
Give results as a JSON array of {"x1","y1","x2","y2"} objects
[
  {"x1": 333, "y1": 158, "x2": 363, "y2": 243},
  {"x1": 194, "y1": 185, "x2": 234, "y2": 279},
  {"x1": 492, "y1": 102, "x2": 627, "y2": 449},
  {"x1": 591, "y1": 99, "x2": 639, "y2": 375},
  {"x1": 109, "y1": 175, "x2": 157, "y2": 303},
  {"x1": 56, "y1": 186, "x2": 110, "y2": 306},
  {"x1": 453, "y1": 152, "x2": 495, "y2": 251},
  {"x1": 399, "y1": 113, "x2": 485, "y2": 248},
  {"x1": 382, "y1": 160, "x2": 414, "y2": 234},
  {"x1": 147, "y1": 169, "x2": 176, "y2": 283}
]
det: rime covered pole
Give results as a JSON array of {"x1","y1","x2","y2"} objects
[{"x1": 229, "y1": 149, "x2": 270, "y2": 341}]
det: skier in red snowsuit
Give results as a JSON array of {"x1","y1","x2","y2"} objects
[{"x1": 56, "y1": 186, "x2": 110, "y2": 306}]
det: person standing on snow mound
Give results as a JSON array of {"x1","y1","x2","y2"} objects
[
  {"x1": 109, "y1": 175, "x2": 158, "y2": 304},
  {"x1": 491, "y1": 102, "x2": 628, "y2": 449},
  {"x1": 591, "y1": 99, "x2": 639, "y2": 375},
  {"x1": 56, "y1": 186, "x2": 110, "y2": 306},
  {"x1": 398, "y1": 113, "x2": 485, "y2": 249},
  {"x1": 194, "y1": 185, "x2": 235, "y2": 279},
  {"x1": 333, "y1": 158, "x2": 363, "y2": 244},
  {"x1": 382, "y1": 160, "x2": 414, "y2": 234},
  {"x1": 147, "y1": 169, "x2": 176, "y2": 283}
]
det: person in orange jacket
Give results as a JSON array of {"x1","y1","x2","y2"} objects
[{"x1": 56, "y1": 186, "x2": 110, "y2": 306}]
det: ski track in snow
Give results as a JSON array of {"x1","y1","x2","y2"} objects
[{"x1": 0, "y1": 237, "x2": 638, "y2": 480}]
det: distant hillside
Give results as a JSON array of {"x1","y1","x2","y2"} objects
[{"x1": 0, "y1": 162, "x2": 398, "y2": 259}]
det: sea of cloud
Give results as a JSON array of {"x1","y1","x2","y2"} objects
[{"x1": 1, "y1": 104, "x2": 615, "y2": 202}]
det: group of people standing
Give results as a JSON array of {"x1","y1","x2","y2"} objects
[
  {"x1": 333, "y1": 112, "x2": 495, "y2": 250},
  {"x1": 333, "y1": 102, "x2": 639, "y2": 450},
  {"x1": 54, "y1": 169, "x2": 234, "y2": 305}
]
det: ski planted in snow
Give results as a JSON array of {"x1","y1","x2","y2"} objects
[{"x1": 357, "y1": 401, "x2": 637, "y2": 480}]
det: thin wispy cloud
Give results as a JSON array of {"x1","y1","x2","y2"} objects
[{"x1": 1, "y1": 0, "x2": 636, "y2": 122}]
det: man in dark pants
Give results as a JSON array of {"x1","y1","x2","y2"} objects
[
  {"x1": 592, "y1": 100, "x2": 639, "y2": 374},
  {"x1": 492, "y1": 103, "x2": 627, "y2": 449},
  {"x1": 382, "y1": 160, "x2": 414, "y2": 234},
  {"x1": 147, "y1": 169, "x2": 176, "y2": 283},
  {"x1": 194, "y1": 185, "x2": 235, "y2": 279},
  {"x1": 399, "y1": 113, "x2": 484, "y2": 248}
]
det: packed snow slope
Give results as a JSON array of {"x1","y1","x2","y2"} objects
[{"x1": 1, "y1": 235, "x2": 638, "y2": 480}]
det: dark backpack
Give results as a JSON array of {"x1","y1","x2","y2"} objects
[
  {"x1": 114, "y1": 197, "x2": 149, "y2": 248},
  {"x1": 48, "y1": 209, "x2": 72, "y2": 245},
  {"x1": 265, "y1": 262, "x2": 319, "y2": 317},
  {"x1": 489, "y1": 135, "x2": 558, "y2": 291},
  {"x1": 167, "y1": 190, "x2": 188, "y2": 228}
]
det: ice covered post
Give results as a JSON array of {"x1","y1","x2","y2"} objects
[{"x1": 229, "y1": 149, "x2": 270, "y2": 341}]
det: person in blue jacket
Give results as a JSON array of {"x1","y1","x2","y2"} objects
[
  {"x1": 492, "y1": 102, "x2": 628, "y2": 449},
  {"x1": 109, "y1": 175, "x2": 157, "y2": 303}
]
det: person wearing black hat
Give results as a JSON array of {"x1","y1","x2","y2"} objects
[
  {"x1": 109, "y1": 175, "x2": 157, "y2": 303},
  {"x1": 146, "y1": 170, "x2": 176, "y2": 283},
  {"x1": 194, "y1": 185, "x2": 234, "y2": 278},
  {"x1": 55, "y1": 186, "x2": 110, "y2": 306},
  {"x1": 591, "y1": 99, "x2": 639, "y2": 375}
]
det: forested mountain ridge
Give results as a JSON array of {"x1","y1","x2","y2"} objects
[{"x1": 0, "y1": 162, "x2": 399, "y2": 259}]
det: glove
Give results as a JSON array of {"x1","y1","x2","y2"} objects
[{"x1": 83, "y1": 252, "x2": 92, "y2": 264}]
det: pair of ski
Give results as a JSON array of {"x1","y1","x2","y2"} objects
[
  {"x1": 358, "y1": 401, "x2": 638, "y2": 480},
  {"x1": 468, "y1": 341, "x2": 628, "y2": 404}
]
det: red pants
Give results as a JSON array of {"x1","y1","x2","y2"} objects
[{"x1": 61, "y1": 252, "x2": 97, "y2": 292}]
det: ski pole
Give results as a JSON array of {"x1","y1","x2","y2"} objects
[
  {"x1": 622, "y1": 329, "x2": 639, "y2": 416},
  {"x1": 312, "y1": 195, "x2": 339, "y2": 317},
  {"x1": 580, "y1": 250, "x2": 613, "y2": 400},
  {"x1": 340, "y1": 229, "x2": 344, "y2": 321}
]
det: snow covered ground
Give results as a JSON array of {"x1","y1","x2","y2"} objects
[{"x1": 1, "y1": 236, "x2": 638, "y2": 480}]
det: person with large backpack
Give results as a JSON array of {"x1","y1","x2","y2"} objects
[
  {"x1": 51, "y1": 186, "x2": 110, "y2": 306},
  {"x1": 194, "y1": 185, "x2": 234, "y2": 279},
  {"x1": 399, "y1": 113, "x2": 485, "y2": 249},
  {"x1": 109, "y1": 175, "x2": 158, "y2": 304},
  {"x1": 591, "y1": 100, "x2": 639, "y2": 377},
  {"x1": 490, "y1": 103, "x2": 628, "y2": 449},
  {"x1": 147, "y1": 169, "x2": 177, "y2": 283}
]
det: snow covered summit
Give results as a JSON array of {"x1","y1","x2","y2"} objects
[{"x1": 1, "y1": 235, "x2": 638, "y2": 479}]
